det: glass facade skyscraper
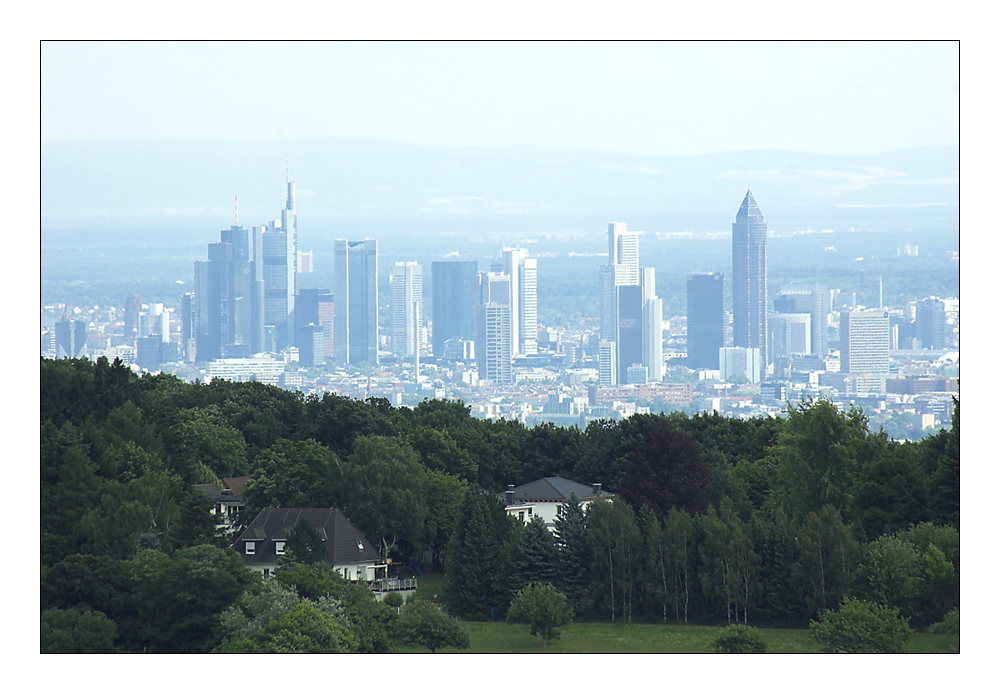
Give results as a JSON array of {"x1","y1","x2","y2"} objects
[
  {"x1": 732, "y1": 190, "x2": 769, "y2": 368},
  {"x1": 431, "y1": 260, "x2": 479, "y2": 358},
  {"x1": 334, "y1": 239, "x2": 379, "y2": 366},
  {"x1": 687, "y1": 272, "x2": 725, "y2": 369}
]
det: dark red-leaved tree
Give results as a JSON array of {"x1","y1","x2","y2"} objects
[{"x1": 617, "y1": 420, "x2": 713, "y2": 518}]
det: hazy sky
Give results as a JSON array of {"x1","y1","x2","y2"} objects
[{"x1": 41, "y1": 41, "x2": 958, "y2": 157}]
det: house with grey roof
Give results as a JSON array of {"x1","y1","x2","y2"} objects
[
  {"x1": 195, "y1": 476, "x2": 250, "y2": 530},
  {"x1": 499, "y1": 477, "x2": 613, "y2": 530},
  {"x1": 234, "y1": 508, "x2": 414, "y2": 596}
]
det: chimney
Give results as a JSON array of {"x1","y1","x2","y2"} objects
[
  {"x1": 592, "y1": 483, "x2": 602, "y2": 498},
  {"x1": 505, "y1": 484, "x2": 516, "y2": 506}
]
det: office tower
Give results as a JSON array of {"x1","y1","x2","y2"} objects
[
  {"x1": 296, "y1": 288, "x2": 335, "y2": 367},
  {"x1": 687, "y1": 272, "x2": 725, "y2": 369},
  {"x1": 136, "y1": 336, "x2": 163, "y2": 371},
  {"x1": 616, "y1": 284, "x2": 644, "y2": 381},
  {"x1": 477, "y1": 272, "x2": 513, "y2": 384},
  {"x1": 915, "y1": 297, "x2": 946, "y2": 349},
  {"x1": 298, "y1": 250, "x2": 313, "y2": 273},
  {"x1": 391, "y1": 261, "x2": 423, "y2": 358},
  {"x1": 732, "y1": 190, "x2": 769, "y2": 368},
  {"x1": 598, "y1": 340, "x2": 617, "y2": 387},
  {"x1": 840, "y1": 310, "x2": 890, "y2": 374},
  {"x1": 55, "y1": 314, "x2": 87, "y2": 358},
  {"x1": 180, "y1": 293, "x2": 196, "y2": 362},
  {"x1": 719, "y1": 347, "x2": 762, "y2": 384},
  {"x1": 431, "y1": 260, "x2": 478, "y2": 358},
  {"x1": 194, "y1": 217, "x2": 265, "y2": 363},
  {"x1": 334, "y1": 239, "x2": 379, "y2": 366},
  {"x1": 496, "y1": 248, "x2": 539, "y2": 357},
  {"x1": 774, "y1": 285, "x2": 829, "y2": 356},
  {"x1": 519, "y1": 256, "x2": 538, "y2": 355},
  {"x1": 599, "y1": 222, "x2": 641, "y2": 342},
  {"x1": 642, "y1": 267, "x2": 663, "y2": 382},
  {"x1": 770, "y1": 313, "x2": 812, "y2": 358},
  {"x1": 124, "y1": 294, "x2": 141, "y2": 343}
]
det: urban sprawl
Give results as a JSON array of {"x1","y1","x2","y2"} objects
[{"x1": 41, "y1": 173, "x2": 959, "y2": 435}]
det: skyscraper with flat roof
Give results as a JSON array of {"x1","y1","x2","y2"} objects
[
  {"x1": 915, "y1": 297, "x2": 946, "y2": 349},
  {"x1": 774, "y1": 285, "x2": 829, "y2": 356},
  {"x1": 334, "y1": 239, "x2": 379, "y2": 366},
  {"x1": 431, "y1": 260, "x2": 478, "y2": 358},
  {"x1": 732, "y1": 190, "x2": 769, "y2": 368},
  {"x1": 477, "y1": 272, "x2": 512, "y2": 384},
  {"x1": 840, "y1": 310, "x2": 890, "y2": 375},
  {"x1": 295, "y1": 288, "x2": 335, "y2": 366},
  {"x1": 687, "y1": 272, "x2": 725, "y2": 369},
  {"x1": 194, "y1": 219, "x2": 264, "y2": 362},
  {"x1": 391, "y1": 261, "x2": 423, "y2": 358}
]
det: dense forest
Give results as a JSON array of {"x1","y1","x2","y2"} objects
[{"x1": 40, "y1": 356, "x2": 959, "y2": 652}]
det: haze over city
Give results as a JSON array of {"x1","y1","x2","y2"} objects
[{"x1": 30, "y1": 30, "x2": 980, "y2": 677}]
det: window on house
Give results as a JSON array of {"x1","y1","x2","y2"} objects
[
  {"x1": 275, "y1": 541, "x2": 286, "y2": 555},
  {"x1": 518, "y1": 511, "x2": 525, "y2": 521},
  {"x1": 246, "y1": 541, "x2": 256, "y2": 555},
  {"x1": 263, "y1": 568, "x2": 270, "y2": 578},
  {"x1": 357, "y1": 539, "x2": 364, "y2": 550},
  {"x1": 527, "y1": 508, "x2": 533, "y2": 516}
]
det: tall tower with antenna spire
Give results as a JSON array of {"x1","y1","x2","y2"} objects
[{"x1": 261, "y1": 157, "x2": 298, "y2": 350}]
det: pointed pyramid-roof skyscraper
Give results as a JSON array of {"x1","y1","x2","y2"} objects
[{"x1": 732, "y1": 189, "x2": 769, "y2": 368}]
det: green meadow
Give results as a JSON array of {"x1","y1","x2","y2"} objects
[{"x1": 401, "y1": 573, "x2": 958, "y2": 654}]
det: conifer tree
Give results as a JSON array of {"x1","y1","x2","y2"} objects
[
  {"x1": 510, "y1": 515, "x2": 559, "y2": 592},
  {"x1": 553, "y1": 492, "x2": 590, "y2": 615},
  {"x1": 444, "y1": 487, "x2": 517, "y2": 620}
]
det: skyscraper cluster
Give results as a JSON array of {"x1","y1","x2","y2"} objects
[{"x1": 598, "y1": 223, "x2": 662, "y2": 385}]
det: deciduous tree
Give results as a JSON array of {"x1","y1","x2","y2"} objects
[
  {"x1": 507, "y1": 583, "x2": 573, "y2": 646},
  {"x1": 810, "y1": 598, "x2": 912, "y2": 653},
  {"x1": 394, "y1": 597, "x2": 470, "y2": 653}
]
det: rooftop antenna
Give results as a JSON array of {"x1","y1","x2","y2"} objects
[{"x1": 235, "y1": 195, "x2": 239, "y2": 226}]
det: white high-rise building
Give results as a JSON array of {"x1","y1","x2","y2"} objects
[
  {"x1": 719, "y1": 347, "x2": 762, "y2": 384},
  {"x1": 477, "y1": 272, "x2": 513, "y2": 385},
  {"x1": 642, "y1": 267, "x2": 663, "y2": 382},
  {"x1": 391, "y1": 261, "x2": 423, "y2": 358},
  {"x1": 598, "y1": 340, "x2": 618, "y2": 387},
  {"x1": 498, "y1": 248, "x2": 537, "y2": 357},
  {"x1": 519, "y1": 256, "x2": 537, "y2": 355},
  {"x1": 599, "y1": 222, "x2": 662, "y2": 385},
  {"x1": 840, "y1": 310, "x2": 889, "y2": 375}
]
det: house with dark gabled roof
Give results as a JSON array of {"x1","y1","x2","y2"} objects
[
  {"x1": 194, "y1": 476, "x2": 250, "y2": 530},
  {"x1": 234, "y1": 508, "x2": 413, "y2": 595},
  {"x1": 499, "y1": 477, "x2": 613, "y2": 530}
]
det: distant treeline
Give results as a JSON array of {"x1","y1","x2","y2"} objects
[{"x1": 40, "y1": 356, "x2": 958, "y2": 651}]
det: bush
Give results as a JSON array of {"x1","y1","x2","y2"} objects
[
  {"x1": 927, "y1": 609, "x2": 959, "y2": 635},
  {"x1": 506, "y1": 583, "x2": 573, "y2": 646},
  {"x1": 710, "y1": 624, "x2": 768, "y2": 653},
  {"x1": 383, "y1": 592, "x2": 405, "y2": 610},
  {"x1": 810, "y1": 598, "x2": 913, "y2": 653}
]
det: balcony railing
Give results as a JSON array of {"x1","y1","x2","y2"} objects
[{"x1": 369, "y1": 577, "x2": 418, "y2": 593}]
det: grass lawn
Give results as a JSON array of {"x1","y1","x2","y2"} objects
[
  {"x1": 398, "y1": 573, "x2": 959, "y2": 653},
  {"x1": 397, "y1": 621, "x2": 959, "y2": 654}
]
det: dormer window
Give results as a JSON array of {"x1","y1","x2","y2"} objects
[
  {"x1": 246, "y1": 541, "x2": 256, "y2": 555},
  {"x1": 275, "y1": 541, "x2": 286, "y2": 555}
]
